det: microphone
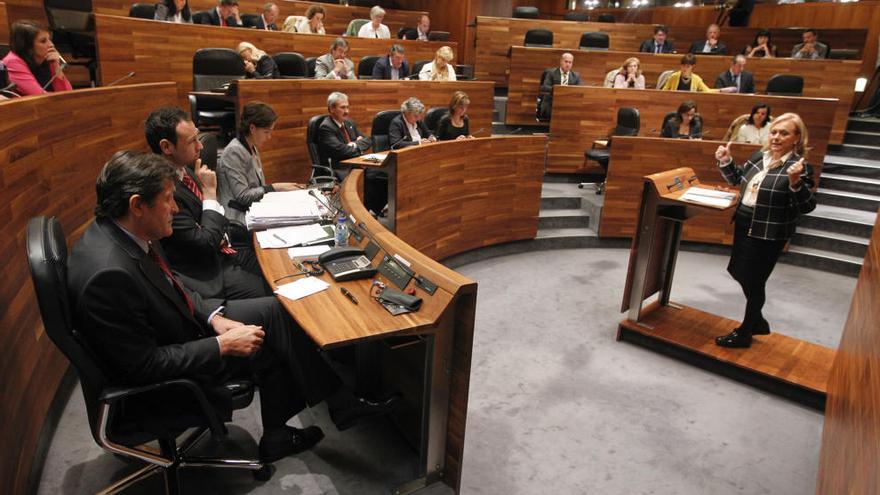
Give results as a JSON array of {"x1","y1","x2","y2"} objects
[
  {"x1": 471, "y1": 127, "x2": 486, "y2": 136},
  {"x1": 506, "y1": 127, "x2": 523, "y2": 135},
  {"x1": 106, "y1": 71, "x2": 136, "y2": 87},
  {"x1": 0, "y1": 82, "x2": 17, "y2": 93},
  {"x1": 309, "y1": 188, "x2": 339, "y2": 218}
]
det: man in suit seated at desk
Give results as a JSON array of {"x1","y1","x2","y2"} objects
[
  {"x1": 389, "y1": 97, "x2": 436, "y2": 149},
  {"x1": 538, "y1": 52, "x2": 582, "y2": 120},
  {"x1": 68, "y1": 151, "x2": 396, "y2": 463},
  {"x1": 688, "y1": 24, "x2": 728, "y2": 55},
  {"x1": 207, "y1": 0, "x2": 244, "y2": 27},
  {"x1": 715, "y1": 54, "x2": 755, "y2": 93},
  {"x1": 318, "y1": 91, "x2": 372, "y2": 178},
  {"x1": 315, "y1": 38, "x2": 357, "y2": 80},
  {"x1": 791, "y1": 29, "x2": 829, "y2": 59},
  {"x1": 639, "y1": 25, "x2": 675, "y2": 54},
  {"x1": 255, "y1": 2, "x2": 280, "y2": 30},
  {"x1": 373, "y1": 44, "x2": 410, "y2": 80}
]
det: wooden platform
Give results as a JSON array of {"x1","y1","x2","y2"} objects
[{"x1": 618, "y1": 304, "x2": 835, "y2": 410}]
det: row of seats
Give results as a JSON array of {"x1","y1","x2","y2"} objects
[
  {"x1": 513, "y1": 6, "x2": 616, "y2": 23},
  {"x1": 525, "y1": 30, "x2": 610, "y2": 50}
]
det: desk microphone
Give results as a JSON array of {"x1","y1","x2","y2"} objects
[
  {"x1": 309, "y1": 189, "x2": 340, "y2": 218},
  {"x1": 41, "y1": 59, "x2": 69, "y2": 91},
  {"x1": 0, "y1": 82, "x2": 18, "y2": 97},
  {"x1": 106, "y1": 71, "x2": 137, "y2": 87},
  {"x1": 471, "y1": 127, "x2": 486, "y2": 136},
  {"x1": 506, "y1": 127, "x2": 523, "y2": 135}
]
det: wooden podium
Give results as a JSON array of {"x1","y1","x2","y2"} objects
[{"x1": 618, "y1": 168, "x2": 834, "y2": 409}]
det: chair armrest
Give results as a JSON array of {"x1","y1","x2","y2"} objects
[
  {"x1": 188, "y1": 94, "x2": 198, "y2": 122},
  {"x1": 592, "y1": 139, "x2": 608, "y2": 149}
]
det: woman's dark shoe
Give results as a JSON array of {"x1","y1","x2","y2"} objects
[
  {"x1": 715, "y1": 328, "x2": 753, "y2": 348},
  {"x1": 259, "y1": 425, "x2": 325, "y2": 463},
  {"x1": 751, "y1": 318, "x2": 771, "y2": 335}
]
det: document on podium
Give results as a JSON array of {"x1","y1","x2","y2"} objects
[{"x1": 679, "y1": 187, "x2": 737, "y2": 208}]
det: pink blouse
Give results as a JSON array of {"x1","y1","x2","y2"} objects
[{"x1": 2, "y1": 51, "x2": 73, "y2": 96}]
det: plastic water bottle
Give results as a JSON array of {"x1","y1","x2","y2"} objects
[{"x1": 335, "y1": 215, "x2": 349, "y2": 247}]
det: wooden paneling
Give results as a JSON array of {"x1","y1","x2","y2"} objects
[
  {"x1": 0, "y1": 2, "x2": 8, "y2": 42},
  {"x1": 91, "y1": 0, "x2": 428, "y2": 37},
  {"x1": 474, "y1": 15, "x2": 867, "y2": 87},
  {"x1": 2, "y1": 0, "x2": 45, "y2": 27},
  {"x1": 818, "y1": 213, "x2": 880, "y2": 494},
  {"x1": 390, "y1": 136, "x2": 546, "y2": 261},
  {"x1": 507, "y1": 46, "x2": 859, "y2": 144},
  {"x1": 235, "y1": 79, "x2": 494, "y2": 184},
  {"x1": 0, "y1": 82, "x2": 178, "y2": 495},
  {"x1": 547, "y1": 86, "x2": 836, "y2": 174},
  {"x1": 95, "y1": 14, "x2": 456, "y2": 107},
  {"x1": 600, "y1": 136, "x2": 760, "y2": 243}
]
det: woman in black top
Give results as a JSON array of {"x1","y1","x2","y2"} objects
[
  {"x1": 743, "y1": 29, "x2": 778, "y2": 58},
  {"x1": 436, "y1": 90, "x2": 474, "y2": 141},
  {"x1": 661, "y1": 100, "x2": 703, "y2": 139},
  {"x1": 237, "y1": 42, "x2": 280, "y2": 79},
  {"x1": 154, "y1": 0, "x2": 192, "y2": 23}
]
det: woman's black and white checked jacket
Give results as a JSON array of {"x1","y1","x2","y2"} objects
[{"x1": 719, "y1": 150, "x2": 816, "y2": 241}]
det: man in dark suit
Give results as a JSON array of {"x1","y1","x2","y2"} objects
[
  {"x1": 254, "y1": 2, "x2": 279, "y2": 30},
  {"x1": 207, "y1": 0, "x2": 243, "y2": 27},
  {"x1": 715, "y1": 55, "x2": 755, "y2": 94},
  {"x1": 639, "y1": 25, "x2": 675, "y2": 54},
  {"x1": 538, "y1": 52, "x2": 582, "y2": 120},
  {"x1": 389, "y1": 97, "x2": 436, "y2": 149},
  {"x1": 318, "y1": 91, "x2": 372, "y2": 178},
  {"x1": 145, "y1": 107, "x2": 267, "y2": 300},
  {"x1": 688, "y1": 23, "x2": 728, "y2": 55},
  {"x1": 372, "y1": 44, "x2": 410, "y2": 80},
  {"x1": 68, "y1": 151, "x2": 396, "y2": 460}
]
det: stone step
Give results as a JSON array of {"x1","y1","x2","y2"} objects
[
  {"x1": 799, "y1": 204, "x2": 876, "y2": 238},
  {"x1": 493, "y1": 96, "x2": 508, "y2": 123},
  {"x1": 534, "y1": 227, "x2": 600, "y2": 249},
  {"x1": 541, "y1": 196, "x2": 582, "y2": 209},
  {"x1": 821, "y1": 154, "x2": 880, "y2": 179},
  {"x1": 818, "y1": 173, "x2": 880, "y2": 195},
  {"x1": 844, "y1": 130, "x2": 880, "y2": 146},
  {"x1": 846, "y1": 116, "x2": 880, "y2": 133},
  {"x1": 539, "y1": 208, "x2": 591, "y2": 229},
  {"x1": 814, "y1": 188, "x2": 880, "y2": 212},
  {"x1": 837, "y1": 144, "x2": 880, "y2": 160},
  {"x1": 783, "y1": 245, "x2": 863, "y2": 277},
  {"x1": 791, "y1": 227, "x2": 869, "y2": 259}
]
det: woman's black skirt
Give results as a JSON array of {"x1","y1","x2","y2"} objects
[{"x1": 727, "y1": 205, "x2": 787, "y2": 284}]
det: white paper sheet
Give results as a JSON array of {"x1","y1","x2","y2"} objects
[
  {"x1": 256, "y1": 224, "x2": 329, "y2": 248},
  {"x1": 680, "y1": 187, "x2": 737, "y2": 208},
  {"x1": 275, "y1": 277, "x2": 329, "y2": 301},
  {"x1": 288, "y1": 245, "x2": 332, "y2": 258}
]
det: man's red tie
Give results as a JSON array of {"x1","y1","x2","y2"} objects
[
  {"x1": 182, "y1": 174, "x2": 236, "y2": 255},
  {"x1": 148, "y1": 245, "x2": 194, "y2": 315},
  {"x1": 342, "y1": 124, "x2": 352, "y2": 143}
]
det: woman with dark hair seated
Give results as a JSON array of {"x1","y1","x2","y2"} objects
[
  {"x1": 237, "y1": 42, "x2": 280, "y2": 79},
  {"x1": 733, "y1": 103, "x2": 772, "y2": 145},
  {"x1": 154, "y1": 0, "x2": 192, "y2": 23},
  {"x1": 217, "y1": 102, "x2": 304, "y2": 227},
  {"x1": 661, "y1": 100, "x2": 703, "y2": 139},
  {"x1": 660, "y1": 53, "x2": 715, "y2": 92},
  {"x1": 743, "y1": 29, "x2": 777, "y2": 58},
  {"x1": 2, "y1": 20, "x2": 72, "y2": 96},
  {"x1": 436, "y1": 91, "x2": 474, "y2": 141}
]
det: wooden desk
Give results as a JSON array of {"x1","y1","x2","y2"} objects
[
  {"x1": 254, "y1": 169, "x2": 476, "y2": 493},
  {"x1": 474, "y1": 16, "x2": 867, "y2": 87},
  {"x1": 95, "y1": 14, "x2": 456, "y2": 107},
  {"x1": 233, "y1": 79, "x2": 494, "y2": 184},
  {"x1": 547, "y1": 86, "x2": 836, "y2": 174},
  {"x1": 0, "y1": 82, "x2": 178, "y2": 495},
  {"x1": 507, "y1": 46, "x2": 859, "y2": 144}
]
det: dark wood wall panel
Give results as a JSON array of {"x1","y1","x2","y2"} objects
[
  {"x1": 817, "y1": 213, "x2": 880, "y2": 494},
  {"x1": 547, "y1": 86, "x2": 835, "y2": 174},
  {"x1": 392, "y1": 136, "x2": 545, "y2": 261},
  {"x1": 95, "y1": 14, "x2": 456, "y2": 108},
  {"x1": 0, "y1": 3, "x2": 8, "y2": 42},
  {"x1": 601, "y1": 137, "x2": 761, "y2": 243},
  {"x1": 507, "y1": 46, "x2": 858, "y2": 144},
  {"x1": 0, "y1": 82, "x2": 178, "y2": 495},
  {"x1": 235, "y1": 79, "x2": 494, "y2": 184},
  {"x1": 2, "y1": 0, "x2": 45, "y2": 27}
]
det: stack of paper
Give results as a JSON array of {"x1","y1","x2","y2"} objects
[
  {"x1": 680, "y1": 187, "x2": 737, "y2": 208},
  {"x1": 256, "y1": 224, "x2": 333, "y2": 248},
  {"x1": 275, "y1": 277, "x2": 329, "y2": 301},
  {"x1": 245, "y1": 190, "x2": 327, "y2": 230}
]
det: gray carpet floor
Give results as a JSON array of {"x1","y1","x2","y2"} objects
[{"x1": 37, "y1": 248, "x2": 855, "y2": 494}]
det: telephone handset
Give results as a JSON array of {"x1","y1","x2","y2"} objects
[{"x1": 318, "y1": 247, "x2": 377, "y2": 282}]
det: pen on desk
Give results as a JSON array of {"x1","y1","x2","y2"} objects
[
  {"x1": 273, "y1": 233, "x2": 286, "y2": 244},
  {"x1": 340, "y1": 287, "x2": 358, "y2": 304}
]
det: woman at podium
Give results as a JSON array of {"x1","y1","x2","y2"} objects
[{"x1": 713, "y1": 113, "x2": 816, "y2": 348}]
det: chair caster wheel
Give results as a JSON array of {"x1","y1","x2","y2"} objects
[{"x1": 253, "y1": 464, "x2": 276, "y2": 482}]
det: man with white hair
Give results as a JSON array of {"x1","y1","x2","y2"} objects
[
  {"x1": 358, "y1": 6, "x2": 390, "y2": 38},
  {"x1": 256, "y1": 2, "x2": 279, "y2": 30},
  {"x1": 318, "y1": 92, "x2": 372, "y2": 177},
  {"x1": 688, "y1": 23, "x2": 728, "y2": 55}
]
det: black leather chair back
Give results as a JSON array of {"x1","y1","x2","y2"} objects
[
  {"x1": 597, "y1": 13, "x2": 616, "y2": 22},
  {"x1": 564, "y1": 11, "x2": 590, "y2": 21},
  {"x1": 411, "y1": 60, "x2": 430, "y2": 78},
  {"x1": 371, "y1": 110, "x2": 401, "y2": 152},
  {"x1": 44, "y1": 0, "x2": 96, "y2": 62},
  {"x1": 199, "y1": 133, "x2": 219, "y2": 170},
  {"x1": 358, "y1": 55, "x2": 381, "y2": 80},
  {"x1": 425, "y1": 107, "x2": 448, "y2": 133},
  {"x1": 192, "y1": 48, "x2": 245, "y2": 91},
  {"x1": 192, "y1": 10, "x2": 212, "y2": 24},
  {"x1": 306, "y1": 57, "x2": 317, "y2": 78},
  {"x1": 0, "y1": 44, "x2": 9, "y2": 59},
  {"x1": 536, "y1": 68, "x2": 554, "y2": 121},
  {"x1": 427, "y1": 31, "x2": 450, "y2": 41},
  {"x1": 766, "y1": 74, "x2": 804, "y2": 96},
  {"x1": 26, "y1": 216, "x2": 107, "y2": 442},
  {"x1": 0, "y1": 61, "x2": 9, "y2": 89},
  {"x1": 513, "y1": 6, "x2": 539, "y2": 19},
  {"x1": 614, "y1": 107, "x2": 640, "y2": 135},
  {"x1": 240, "y1": 13, "x2": 261, "y2": 28},
  {"x1": 129, "y1": 3, "x2": 156, "y2": 19},
  {"x1": 308, "y1": 114, "x2": 328, "y2": 166},
  {"x1": 398, "y1": 27, "x2": 417, "y2": 40},
  {"x1": 273, "y1": 52, "x2": 308, "y2": 78},
  {"x1": 580, "y1": 32, "x2": 609, "y2": 50},
  {"x1": 524, "y1": 28, "x2": 553, "y2": 48}
]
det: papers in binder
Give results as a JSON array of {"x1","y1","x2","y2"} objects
[
  {"x1": 256, "y1": 223, "x2": 330, "y2": 248},
  {"x1": 245, "y1": 190, "x2": 326, "y2": 230},
  {"x1": 679, "y1": 187, "x2": 737, "y2": 208},
  {"x1": 362, "y1": 153, "x2": 388, "y2": 163},
  {"x1": 275, "y1": 277, "x2": 329, "y2": 301}
]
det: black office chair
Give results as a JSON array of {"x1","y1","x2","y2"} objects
[
  {"x1": 44, "y1": 0, "x2": 98, "y2": 86},
  {"x1": 564, "y1": 11, "x2": 590, "y2": 22},
  {"x1": 358, "y1": 55, "x2": 381, "y2": 80},
  {"x1": 0, "y1": 61, "x2": 16, "y2": 98},
  {"x1": 524, "y1": 28, "x2": 553, "y2": 48},
  {"x1": 829, "y1": 49, "x2": 859, "y2": 60},
  {"x1": 189, "y1": 48, "x2": 244, "y2": 140},
  {"x1": 272, "y1": 52, "x2": 308, "y2": 78},
  {"x1": 0, "y1": 43, "x2": 9, "y2": 59},
  {"x1": 427, "y1": 31, "x2": 450, "y2": 42},
  {"x1": 199, "y1": 132, "x2": 219, "y2": 170},
  {"x1": 766, "y1": 74, "x2": 804, "y2": 96},
  {"x1": 536, "y1": 68, "x2": 554, "y2": 122},
  {"x1": 513, "y1": 6, "x2": 540, "y2": 19},
  {"x1": 192, "y1": 10, "x2": 212, "y2": 24},
  {"x1": 25, "y1": 216, "x2": 271, "y2": 495},
  {"x1": 306, "y1": 57, "x2": 317, "y2": 78},
  {"x1": 455, "y1": 64, "x2": 475, "y2": 81},
  {"x1": 371, "y1": 110, "x2": 401, "y2": 152},
  {"x1": 306, "y1": 114, "x2": 337, "y2": 185},
  {"x1": 580, "y1": 32, "x2": 609, "y2": 51},
  {"x1": 425, "y1": 107, "x2": 449, "y2": 133},
  {"x1": 397, "y1": 27, "x2": 417, "y2": 40},
  {"x1": 240, "y1": 13, "x2": 261, "y2": 28},
  {"x1": 597, "y1": 13, "x2": 616, "y2": 23},
  {"x1": 129, "y1": 3, "x2": 156, "y2": 19},
  {"x1": 582, "y1": 107, "x2": 640, "y2": 194},
  {"x1": 411, "y1": 59, "x2": 430, "y2": 78}
]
